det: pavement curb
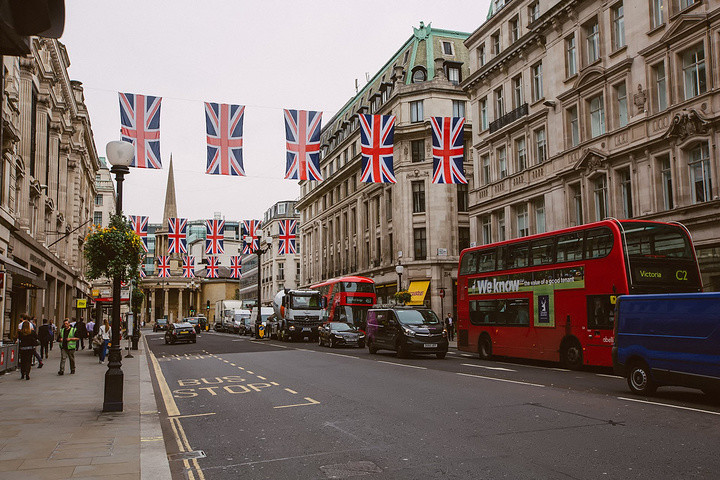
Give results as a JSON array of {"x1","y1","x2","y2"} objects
[{"x1": 139, "y1": 335, "x2": 172, "y2": 480}]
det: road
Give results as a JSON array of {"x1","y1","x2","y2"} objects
[{"x1": 145, "y1": 330, "x2": 720, "y2": 480}]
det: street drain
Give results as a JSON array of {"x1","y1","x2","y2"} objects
[
  {"x1": 167, "y1": 450, "x2": 206, "y2": 461},
  {"x1": 320, "y1": 461, "x2": 382, "y2": 478}
]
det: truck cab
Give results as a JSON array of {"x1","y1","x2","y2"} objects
[{"x1": 274, "y1": 289, "x2": 323, "y2": 342}]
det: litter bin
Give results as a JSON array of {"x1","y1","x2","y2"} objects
[{"x1": 6, "y1": 343, "x2": 17, "y2": 371}]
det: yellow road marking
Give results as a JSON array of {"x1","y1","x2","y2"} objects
[
  {"x1": 284, "y1": 388, "x2": 297, "y2": 394},
  {"x1": 149, "y1": 348, "x2": 180, "y2": 416},
  {"x1": 246, "y1": 371, "x2": 254, "y2": 374},
  {"x1": 270, "y1": 382, "x2": 279, "y2": 386},
  {"x1": 171, "y1": 412, "x2": 217, "y2": 419},
  {"x1": 257, "y1": 375, "x2": 267, "y2": 380},
  {"x1": 230, "y1": 363, "x2": 236, "y2": 366},
  {"x1": 274, "y1": 397, "x2": 320, "y2": 409},
  {"x1": 141, "y1": 436, "x2": 164, "y2": 442}
]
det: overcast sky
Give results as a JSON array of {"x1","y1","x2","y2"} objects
[{"x1": 62, "y1": 0, "x2": 491, "y2": 224}]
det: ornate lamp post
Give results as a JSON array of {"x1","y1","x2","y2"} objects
[
  {"x1": 245, "y1": 234, "x2": 272, "y2": 338},
  {"x1": 103, "y1": 140, "x2": 134, "y2": 413},
  {"x1": 395, "y1": 263, "x2": 404, "y2": 293}
]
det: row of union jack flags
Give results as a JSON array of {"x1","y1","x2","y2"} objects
[
  {"x1": 119, "y1": 91, "x2": 467, "y2": 184},
  {"x1": 152, "y1": 255, "x2": 242, "y2": 279},
  {"x1": 129, "y1": 217, "x2": 297, "y2": 256}
]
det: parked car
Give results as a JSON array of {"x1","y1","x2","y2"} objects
[
  {"x1": 613, "y1": 293, "x2": 720, "y2": 398},
  {"x1": 184, "y1": 317, "x2": 202, "y2": 334},
  {"x1": 165, "y1": 322, "x2": 197, "y2": 344},
  {"x1": 318, "y1": 322, "x2": 365, "y2": 348},
  {"x1": 240, "y1": 315, "x2": 254, "y2": 335},
  {"x1": 153, "y1": 318, "x2": 168, "y2": 332},
  {"x1": 366, "y1": 306, "x2": 448, "y2": 359}
]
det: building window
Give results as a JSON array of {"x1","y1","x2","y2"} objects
[
  {"x1": 478, "y1": 44, "x2": 486, "y2": 67},
  {"x1": 492, "y1": 31, "x2": 501, "y2": 55},
  {"x1": 683, "y1": 44, "x2": 706, "y2": 100},
  {"x1": 616, "y1": 82, "x2": 628, "y2": 127},
  {"x1": 411, "y1": 139, "x2": 424, "y2": 163},
  {"x1": 619, "y1": 167, "x2": 633, "y2": 218},
  {"x1": 481, "y1": 154, "x2": 491, "y2": 185},
  {"x1": 510, "y1": 16, "x2": 520, "y2": 43},
  {"x1": 94, "y1": 194, "x2": 103, "y2": 206},
  {"x1": 594, "y1": 175, "x2": 609, "y2": 221},
  {"x1": 689, "y1": 142, "x2": 712, "y2": 203},
  {"x1": 296, "y1": 262, "x2": 301, "y2": 278},
  {"x1": 412, "y1": 67, "x2": 427, "y2": 83},
  {"x1": 498, "y1": 210, "x2": 506, "y2": 241},
  {"x1": 680, "y1": 0, "x2": 696, "y2": 10},
  {"x1": 515, "y1": 137, "x2": 526, "y2": 171},
  {"x1": 516, "y1": 203, "x2": 529, "y2": 237},
  {"x1": 568, "y1": 106, "x2": 580, "y2": 147},
  {"x1": 447, "y1": 66, "x2": 461, "y2": 85},
  {"x1": 410, "y1": 100, "x2": 424, "y2": 123},
  {"x1": 93, "y1": 211, "x2": 103, "y2": 226},
  {"x1": 494, "y1": 87, "x2": 504, "y2": 118},
  {"x1": 585, "y1": 18, "x2": 600, "y2": 65},
  {"x1": 442, "y1": 41, "x2": 454, "y2": 55},
  {"x1": 654, "y1": 62, "x2": 667, "y2": 112},
  {"x1": 452, "y1": 100, "x2": 466, "y2": 118},
  {"x1": 413, "y1": 228, "x2": 427, "y2": 260},
  {"x1": 512, "y1": 75, "x2": 523, "y2": 109},
  {"x1": 612, "y1": 3, "x2": 625, "y2": 51},
  {"x1": 652, "y1": 0, "x2": 665, "y2": 28},
  {"x1": 412, "y1": 181, "x2": 426, "y2": 213},
  {"x1": 457, "y1": 183, "x2": 469, "y2": 212},
  {"x1": 534, "y1": 127, "x2": 546, "y2": 164},
  {"x1": 497, "y1": 146, "x2": 507, "y2": 179},
  {"x1": 459, "y1": 227, "x2": 471, "y2": 252},
  {"x1": 659, "y1": 155, "x2": 673, "y2": 210},
  {"x1": 529, "y1": 2, "x2": 539, "y2": 22},
  {"x1": 566, "y1": 34, "x2": 577, "y2": 77},
  {"x1": 532, "y1": 63, "x2": 543, "y2": 102},
  {"x1": 480, "y1": 97, "x2": 488, "y2": 130},
  {"x1": 571, "y1": 183, "x2": 583, "y2": 225},
  {"x1": 278, "y1": 262, "x2": 285, "y2": 280},
  {"x1": 590, "y1": 94, "x2": 605, "y2": 138},
  {"x1": 481, "y1": 215, "x2": 492, "y2": 244},
  {"x1": 534, "y1": 197, "x2": 546, "y2": 234}
]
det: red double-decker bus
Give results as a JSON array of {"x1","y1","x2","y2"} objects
[
  {"x1": 457, "y1": 220, "x2": 702, "y2": 368},
  {"x1": 310, "y1": 276, "x2": 376, "y2": 330}
]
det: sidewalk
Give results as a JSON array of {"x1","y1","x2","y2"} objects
[{"x1": 0, "y1": 332, "x2": 170, "y2": 480}]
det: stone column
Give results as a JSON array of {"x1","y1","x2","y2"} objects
[
  {"x1": 16, "y1": 57, "x2": 35, "y2": 230},
  {"x1": 163, "y1": 287, "x2": 169, "y2": 323},
  {"x1": 141, "y1": 288, "x2": 148, "y2": 326},
  {"x1": 178, "y1": 287, "x2": 184, "y2": 320}
]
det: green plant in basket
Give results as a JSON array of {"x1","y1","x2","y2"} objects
[
  {"x1": 394, "y1": 290, "x2": 412, "y2": 305},
  {"x1": 84, "y1": 214, "x2": 144, "y2": 282}
]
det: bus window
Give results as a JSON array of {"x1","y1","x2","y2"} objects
[
  {"x1": 557, "y1": 232, "x2": 583, "y2": 262},
  {"x1": 469, "y1": 300, "x2": 496, "y2": 325},
  {"x1": 341, "y1": 282, "x2": 375, "y2": 293},
  {"x1": 478, "y1": 250, "x2": 496, "y2": 272},
  {"x1": 586, "y1": 295, "x2": 615, "y2": 330},
  {"x1": 460, "y1": 252, "x2": 477, "y2": 275},
  {"x1": 470, "y1": 299, "x2": 530, "y2": 326},
  {"x1": 507, "y1": 243, "x2": 530, "y2": 269},
  {"x1": 585, "y1": 227, "x2": 614, "y2": 259},
  {"x1": 530, "y1": 238, "x2": 555, "y2": 266},
  {"x1": 622, "y1": 222, "x2": 693, "y2": 259}
]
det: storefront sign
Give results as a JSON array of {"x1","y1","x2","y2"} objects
[{"x1": 76, "y1": 299, "x2": 87, "y2": 308}]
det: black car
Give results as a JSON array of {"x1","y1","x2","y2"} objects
[
  {"x1": 184, "y1": 317, "x2": 203, "y2": 333},
  {"x1": 318, "y1": 322, "x2": 365, "y2": 348},
  {"x1": 165, "y1": 322, "x2": 197, "y2": 344},
  {"x1": 365, "y1": 306, "x2": 448, "y2": 359},
  {"x1": 153, "y1": 318, "x2": 168, "y2": 332}
]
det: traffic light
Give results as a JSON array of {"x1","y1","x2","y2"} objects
[
  {"x1": 206, "y1": 300, "x2": 210, "y2": 310},
  {"x1": 0, "y1": 0, "x2": 65, "y2": 55}
]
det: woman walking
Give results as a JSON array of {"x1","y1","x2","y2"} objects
[
  {"x1": 98, "y1": 319, "x2": 110, "y2": 364},
  {"x1": 18, "y1": 320, "x2": 39, "y2": 380}
]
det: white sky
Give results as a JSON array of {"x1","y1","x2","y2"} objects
[{"x1": 62, "y1": 0, "x2": 491, "y2": 224}]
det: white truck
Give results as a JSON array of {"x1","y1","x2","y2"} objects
[
  {"x1": 214, "y1": 300, "x2": 245, "y2": 332},
  {"x1": 272, "y1": 289, "x2": 323, "y2": 342}
]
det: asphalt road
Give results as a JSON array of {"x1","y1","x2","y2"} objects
[{"x1": 145, "y1": 330, "x2": 720, "y2": 480}]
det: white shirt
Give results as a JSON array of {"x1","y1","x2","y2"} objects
[{"x1": 99, "y1": 325, "x2": 110, "y2": 340}]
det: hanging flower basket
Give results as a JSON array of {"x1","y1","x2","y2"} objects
[
  {"x1": 394, "y1": 291, "x2": 412, "y2": 306},
  {"x1": 84, "y1": 214, "x2": 144, "y2": 282}
]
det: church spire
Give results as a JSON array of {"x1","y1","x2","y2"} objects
[{"x1": 162, "y1": 154, "x2": 178, "y2": 226}]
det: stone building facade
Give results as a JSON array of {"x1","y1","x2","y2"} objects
[
  {"x1": 463, "y1": 0, "x2": 720, "y2": 290},
  {"x1": 92, "y1": 157, "x2": 116, "y2": 228},
  {"x1": 257, "y1": 200, "x2": 301, "y2": 304},
  {"x1": 1, "y1": 38, "x2": 100, "y2": 339},
  {"x1": 296, "y1": 23, "x2": 474, "y2": 316}
]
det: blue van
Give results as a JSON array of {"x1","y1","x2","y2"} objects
[{"x1": 612, "y1": 293, "x2": 720, "y2": 397}]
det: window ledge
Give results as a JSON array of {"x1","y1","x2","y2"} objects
[
  {"x1": 609, "y1": 45, "x2": 627, "y2": 59},
  {"x1": 646, "y1": 23, "x2": 666, "y2": 36},
  {"x1": 582, "y1": 58, "x2": 603, "y2": 71},
  {"x1": 564, "y1": 73, "x2": 578, "y2": 84},
  {"x1": 529, "y1": 97, "x2": 546, "y2": 108}
]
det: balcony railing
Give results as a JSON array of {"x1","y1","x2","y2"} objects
[{"x1": 489, "y1": 103, "x2": 528, "y2": 133}]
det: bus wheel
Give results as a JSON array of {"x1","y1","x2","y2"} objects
[
  {"x1": 560, "y1": 339, "x2": 583, "y2": 369},
  {"x1": 478, "y1": 335, "x2": 492, "y2": 360},
  {"x1": 628, "y1": 361, "x2": 657, "y2": 395}
]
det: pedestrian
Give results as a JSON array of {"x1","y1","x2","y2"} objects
[
  {"x1": 98, "y1": 319, "x2": 110, "y2": 364},
  {"x1": 86, "y1": 319, "x2": 95, "y2": 339},
  {"x1": 75, "y1": 318, "x2": 87, "y2": 350},
  {"x1": 48, "y1": 320, "x2": 55, "y2": 351},
  {"x1": 445, "y1": 313, "x2": 455, "y2": 341},
  {"x1": 57, "y1": 318, "x2": 79, "y2": 375},
  {"x1": 18, "y1": 320, "x2": 39, "y2": 380},
  {"x1": 38, "y1": 319, "x2": 52, "y2": 359}
]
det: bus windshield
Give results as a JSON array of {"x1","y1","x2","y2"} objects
[
  {"x1": 290, "y1": 294, "x2": 321, "y2": 309},
  {"x1": 340, "y1": 282, "x2": 375, "y2": 293},
  {"x1": 622, "y1": 222, "x2": 694, "y2": 259},
  {"x1": 334, "y1": 306, "x2": 370, "y2": 330}
]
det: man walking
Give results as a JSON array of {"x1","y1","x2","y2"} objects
[
  {"x1": 38, "y1": 319, "x2": 52, "y2": 359},
  {"x1": 57, "y1": 319, "x2": 78, "y2": 375},
  {"x1": 445, "y1": 313, "x2": 455, "y2": 341},
  {"x1": 75, "y1": 318, "x2": 87, "y2": 350}
]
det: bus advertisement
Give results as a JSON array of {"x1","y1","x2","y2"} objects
[
  {"x1": 310, "y1": 276, "x2": 377, "y2": 331},
  {"x1": 456, "y1": 220, "x2": 702, "y2": 368}
]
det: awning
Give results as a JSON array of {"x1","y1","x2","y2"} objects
[
  {"x1": 0, "y1": 254, "x2": 47, "y2": 289},
  {"x1": 406, "y1": 281, "x2": 430, "y2": 306}
]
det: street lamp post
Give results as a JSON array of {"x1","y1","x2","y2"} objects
[
  {"x1": 103, "y1": 140, "x2": 134, "y2": 413},
  {"x1": 246, "y1": 235, "x2": 272, "y2": 338},
  {"x1": 395, "y1": 263, "x2": 404, "y2": 293}
]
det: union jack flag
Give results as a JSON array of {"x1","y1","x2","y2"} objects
[
  {"x1": 205, "y1": 102, "x2": 245, "y2": 176},
  {"x1": 130, "y1": 215, "x2": 149, "y2": 252},
  {"x1": 230, "y1": 255, "x2": 242, "y2": 279},
  {"x1": 205, "y1": 219, "x2": 225, "y2": 255},
  {"x1": 119, "y1": 93, "x2": 162, "y2": 169},
  {"x1": 278, "y1": 220, "x2": 297, "y2": 255},
  {"x1": 167, "y1": 218, "x2": 188, "y2": 254},
  {"x1": 157, "y1": 256, "x2": 171, "y2": 278},
  {"x1": 182, "y1": 256, "x2": 195, "y2": 278},
  {"x1": 430, "y1": 117, "x2": 467, "y2": 184},
  {"x1": 206, "y1": 256, "x2": 220, "y2": 278},
  {"x1": 242, "y1": 220, "x2": 260, "y2": 254},
  {"x1": 284, "y1": 109, "x2": 323, "y2": 181},
  {"x1": 359, "y1": 114, "x2": 396, "y2": 183},
  {"x1": 139, "y1": 267, "x2": 146, "y2": 278}
]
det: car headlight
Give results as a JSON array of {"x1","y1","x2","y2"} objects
[
  {"x1": 289, "y1": 326, "x2": 295, "y2": 331},
  {"x1": 358, "y1": 334, "x2": 366, "y2": 338},
  {"x1": 442, "y1": 330, "x2": 448, "y2": 338},
  {"x1": 403, "y1": 327, "x2": 416, "y2": 337}
]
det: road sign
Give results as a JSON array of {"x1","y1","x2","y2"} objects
[{"x1": 76, "y1": 299, "x2": 87, "y2": 309}]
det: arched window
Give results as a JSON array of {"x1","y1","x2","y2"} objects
[{"x1": 412, "y1": 67, "x2": 427, "y2": 83}]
